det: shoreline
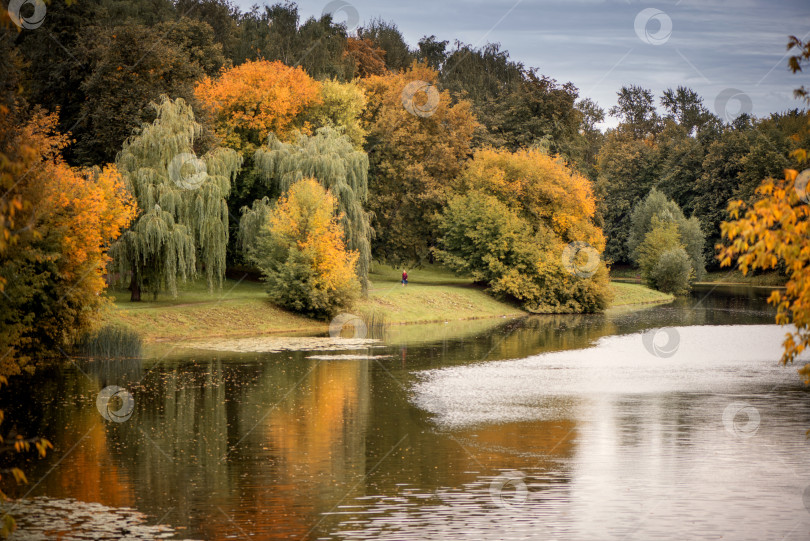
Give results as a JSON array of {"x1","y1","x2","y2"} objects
[{"x1": 104, "y1": 269, "x2": 675, "y2": 343}]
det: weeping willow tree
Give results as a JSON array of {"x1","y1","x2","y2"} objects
[
  {"x1": 244, "y1": 127, "x2": 372, "y2": 292},
  {"x1": 111, "y1": 97, "x2": 242, "y2": 301}
]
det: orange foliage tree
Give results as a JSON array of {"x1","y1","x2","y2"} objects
[
  {"x1": 194, "y1": 59, "x2": 322, "y2": 152},
  {"x1": 345, "y1": 37, "x2": 387, "y2": 78},
  {"x1": 0, "y1": 110, "x2": 136, "y2": 376}
]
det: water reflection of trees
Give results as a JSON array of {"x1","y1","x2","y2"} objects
[{"x1": 13, "y1": 355, "x2": 372, "y2": 539}]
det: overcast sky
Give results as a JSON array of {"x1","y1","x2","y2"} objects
[{"x1": 233, "y1": 0, "x2": 809, "y2": 129}]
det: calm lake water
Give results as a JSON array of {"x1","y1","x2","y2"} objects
[{"x1": 6, "y1": 285, "x2": 810, "y2": 540}]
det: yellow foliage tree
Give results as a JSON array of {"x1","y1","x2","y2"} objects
[
  {"x1": 460, "y1": 147, "x2": 604, "y2": 249},
  {"x1": 719, "y1": 169, "x2": 810, "y2": 380},
  {"x1": 194, "y1": 59, "x2": 322, "y2": 152},
  {"x1": 439, "y1": 147, "x2": 611, "y2": 313},
  {"x1": 718, "y1": 35, "x2": 810, "y2": 384},
  {"x1": 249, "y1": 178, "x2": 359, "y2": 318}
]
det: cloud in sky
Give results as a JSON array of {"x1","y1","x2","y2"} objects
[{"x1": 233, "y1": 0, "x2": 809, "y2": 128}]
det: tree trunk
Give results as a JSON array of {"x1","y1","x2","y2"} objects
[{"x1": 129, "y1": 265, "x2": 141, "y2": 302}]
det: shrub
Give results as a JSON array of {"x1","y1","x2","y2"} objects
[
  {"x1": 638, "y1": 216, "x2": 695, "y2": 294},
  {"x1": 249, "y1": 178, "x2": 360, "y2": 319},
  {"x1": 650, "y1": 248, "x2": 693, "y2": 295},
  {"x1": 628, "y1": 188, "x2": 706, "y2": 280}
]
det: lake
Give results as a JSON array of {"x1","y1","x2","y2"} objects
[{"x1": 5, "y1": 284, "x2": 810, "y2": 540}]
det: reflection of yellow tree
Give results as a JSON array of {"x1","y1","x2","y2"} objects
[
  {"x1": 206, "y1": 359, "x2": 371, "y2": 539},
  {"x1": 266, "y1": 360, "x2": 369, "y2": 490}
]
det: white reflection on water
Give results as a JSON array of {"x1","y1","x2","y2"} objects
[
  {"x1": 412, "y1": 325, "x2": 805, "y2": 429},
  {"x1": 330, "y1": 324, "x2": 810, "y2": 541}
]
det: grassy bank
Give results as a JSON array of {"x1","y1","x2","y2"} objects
[
  {"x1": 104, "y1": 265, "x2": 673, "y2": 342},
  {"x1": 609, "y1": 282, "x2": 674, "y2": 307},
  {"x1": 611, "y1": 265, "x2": 786, "y2": 287}
]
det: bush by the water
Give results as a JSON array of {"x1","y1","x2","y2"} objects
[
  {"x1": 436, "y1": 148, "x2": 611, "y2": 313},
  {"x1": 649, "y1": 248, "x2": 693, "y2": 295},
  {"x1": 248, "y1": 178, "x2": 360, "y2": 319},
  {"x1": 630, "y1": 189, "x2": 706, "y2": 293}
]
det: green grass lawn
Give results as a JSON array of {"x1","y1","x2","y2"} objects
[
  {"x1": 609, "y1": 281, "x2": 674, "y2": 307},
  {"x1": 699, "y1": 269, "x2": 787, "y2": 286},
  {"x1": 104, "y1": 264, "x2": 673, "y2": 342}
]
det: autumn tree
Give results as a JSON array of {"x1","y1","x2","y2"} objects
[
  {"x1": 0, "y1": 110, "x2": 136, "y2": 375},
  {"x1": 194, "y1": 59, "x2": 322, "y2": 153},
  {"x1": 248, "y1": 178, "x2": 359, "y2": 318},
  {"x1": 719, "y1": 171, "x2": 810, "y2": 375},
  {"x1": 110, "y1": 97, "x2": 242, "y2": 301},
  {"x1": 360, "y1": 64, "x2": 477, "y2": 265},
  {"x1": 245, "y1": 128, "x2": 372, "y2": 291},
  {"x1": 438, "y1": 147, "x2": 611, "y2": 313},
  {"x1": 718, "y1": 35, "x2": 810, "y2": 381},
  {"x1": 345, "y1": 37, "x2": 388, "y2": 78}
]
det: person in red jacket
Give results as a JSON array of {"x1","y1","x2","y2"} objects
[{"x1": 401, "y1": 270, "x2": 408, "y2": 286}]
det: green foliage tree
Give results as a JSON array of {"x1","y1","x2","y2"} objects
[
  {"x1": 358, "y1": 19, "x2": 414, "y2": 72},
  {"x1": 111, "y1": 97, "x2": 242, "y2": 301},
  {"x1": 660, "y1": 86, "x2": 716, "y2": 135},
  {"x1": 248, "y1": 178, "x2": 359, "y2": 318},
  {"x1": 609, "y1": 85, "x2": 661, "y2": 139},
  {"x1": 693, "y1": 124, "x2": 789, "y2": 264},
  {"x1": 628, "y1": 188, "x2": 706, "y2": 280},
  {"x1": 416, "y1": 35, "x2": 448, "y2": 70},
  {"x1": 72, "y1": 17, "x2": 227, "y2": 164},
  {"x1": 637, "y1": 217, "x2": 694, "y2": 294},
  {"x1": 231, "y1": 2, "x2": 352, "y2": 79},
  {"x1": 247, "y1": 127, "x2": 372, "y2": 292},
  {"x1": 595, "y1": 135, "x2": 660, "y2": 263}
]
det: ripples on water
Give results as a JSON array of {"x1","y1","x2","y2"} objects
[{"x1": 6, "y1": 287, "x2": 810, "y2": 540}]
